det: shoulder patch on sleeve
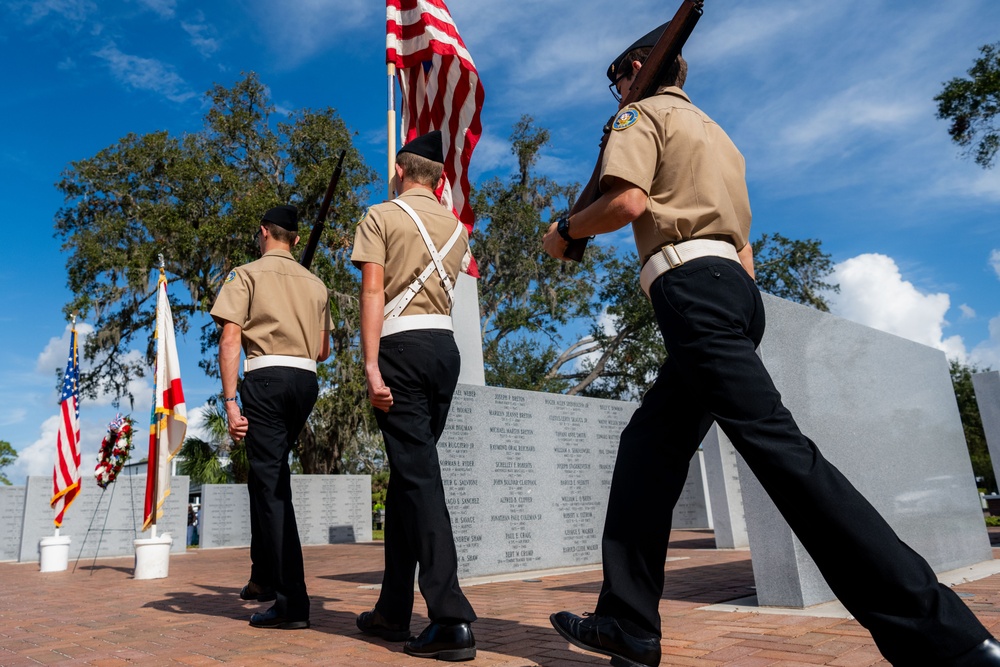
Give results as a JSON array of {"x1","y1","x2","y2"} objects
[
  {"x1": 224, "y1": 270, "x2": 237, "y2": 284},
  {"x1": 612, "y1": 108, "x2": 640, "y2": 131}
]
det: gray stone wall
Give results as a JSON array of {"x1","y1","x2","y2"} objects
[
  {"x1": 438, "y1": 386, "x2": 713, "y2": 578},
  {"x1": 198, "y1": 475, "x2": 372, "y2": 549},
  {"x1": 741, "y1": 294, "x2": 992, "y2": 607},
  {"x1": 19, "y1": 474, "x2": 189, "y2": 562},
  {"x1": 973, "y1": 371, "x2": 1000, "y2": 489},
  {"x1": 0, "y1": 485, "x2": 26, "y2": 562}
]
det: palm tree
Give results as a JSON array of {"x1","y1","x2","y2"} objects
[{"x1": 178, "y1": 401, "x2": 249, "y2": 484}]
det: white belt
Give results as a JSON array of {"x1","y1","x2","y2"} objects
[
  {"x1": 639, "y1": 239, "x2": 740, "y2": 297},
  {"x1": 244, "y1": 355, "x2": 317, "y2": 373},
  {"x1": 381, "y1": 314, "x2": 453, "y2": 338}
]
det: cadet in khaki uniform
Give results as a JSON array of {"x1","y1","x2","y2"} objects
[
  {"x1": 210, "y1": 204, "x2": 331, "y2": 630},
  {"x1": 352, "y1": 131, "x2": 477, "y2": 662},
  {"x1": 543, "y1": 23, "x2": 1000, "y2": 667}
]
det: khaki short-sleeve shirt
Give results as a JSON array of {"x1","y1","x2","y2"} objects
[
  {"x1": 209, "y1": 249, "x2": 333, "y2": 361},
  {"x1": 351, "y1": 189, "x2": 470, "y2": 318},
  {"x1": 601, "y1": 87, "x2": 752, "y2": 267}
]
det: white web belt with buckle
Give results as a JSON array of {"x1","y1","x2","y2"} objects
[
  {"x1": 244, "y1": 355, "x2": 318, "y2": 373},
  {"x1": 639, "y1": 239, "x2": 740, "y2": 297}
]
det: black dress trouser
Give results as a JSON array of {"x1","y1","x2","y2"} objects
[
  {"x1": 594, "y1": 256, "x2": 990, "y2": 666},
  {"x1": 374, "y1": 330, "x2": 477, "y2": 626},
  {"x1": 241, "y1": 366, "x2": 318, "y2": 620}
]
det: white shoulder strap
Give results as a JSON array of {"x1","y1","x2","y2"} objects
[{"x1": 383, "y1": 198, "x2": 464, "y2": 319}]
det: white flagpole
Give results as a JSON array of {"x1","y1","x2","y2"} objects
[{"x1": 388, "y1": 62, "x2": 397, "y2": 200}]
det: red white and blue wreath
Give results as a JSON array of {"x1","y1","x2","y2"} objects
[{"x1": 94, "y1": 414, "x2": 134, "y2": 489}]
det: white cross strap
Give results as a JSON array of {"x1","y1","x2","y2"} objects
[{"x1": 383, "y1": 198, "x2": 464, "y2": 320}]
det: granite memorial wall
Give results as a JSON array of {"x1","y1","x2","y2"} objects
[
  {"x1": 740, "y1": 294, "x2": 993, "y2": 608},
  {"x1": 0, "y1": 485, "x2": 26, "y2": 562},
  {"x1": 973, "y1": 371, "x2": 1000, "y2": 488},
  {"x1": 437, "y1": 386, "x2": 713, "y2": 578},
  {"x1": 198, "y1": 475, "x2": 372, "y2": 549}
]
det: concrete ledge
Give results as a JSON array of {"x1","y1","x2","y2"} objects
[{"x1": 701, "y1": 557, "x2": 1000, "y2": 618}]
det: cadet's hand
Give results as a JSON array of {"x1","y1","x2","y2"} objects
[
  {"x1": 225, "y1": 401, "x2": 249, "y2": 440},
  {"x1": 367, "y1": 370, "x2": 394, "y2": 413},
  {"x1": 542, "y1": 221, "x2": 569, "y2": 260}
]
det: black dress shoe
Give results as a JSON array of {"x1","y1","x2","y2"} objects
[
  {"x1": 948, "y1": 638, "x2": 1000, "y2": 666},
  {"x1": 404, "y1": 621, "x2": 476, "y2": 661},
  {"x1": 249, "y1": 606, "x2": 310, "y2": 630},
  {"x1": 239, "y1": 580, "x2": 276, "y2": 602},
  {"x1": 357, "y1": 609, "x2": 411, "y2": 642},
  {"x1": 550, "y1": 611, "x2": 660, "y2": 667}
]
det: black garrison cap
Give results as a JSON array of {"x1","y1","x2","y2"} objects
[
  {"x1": 398, "y1": 130, "x2": 444, "y2": 164},
  {"x1": 607, "y1": 21, "x2": 670, "y2": 83},
  {"x1": 262, "y1": 204, "x2": 298, "y2": 232}
]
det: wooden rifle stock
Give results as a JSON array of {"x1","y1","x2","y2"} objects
[
  {"x1": 563, "y1": 0, "x2": 704, "y2": 261},
  {"x1": 300, "y1": 149, "x2": 347, "y2": 270}
]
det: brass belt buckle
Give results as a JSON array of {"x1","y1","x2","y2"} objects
[{"x1": 662, "y1": 243, "x2": 684, "y2": 269}]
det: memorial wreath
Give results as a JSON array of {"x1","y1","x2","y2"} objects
[{"x1": 95, "y1": 414, "x2": 134, "y2": 489}]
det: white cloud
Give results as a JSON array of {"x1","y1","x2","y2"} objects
[
  {"x1": 137, "y1": 0, "x2": 175, "y2": 19},
  {"x1": 181, "y1": 14, "x2": 219, "y2": 58},
  {"x1": 184, "y1": 402, "x2": 213, "y2": 442},
  {"x1": 960, "y1": 304, "x2": 977, "y2": 319},
  {"x1": 694, "y1": 4, "x2": 835, "y2": 66},
  {"x1": 827, "y1": 253, "x2": 967, "y2": 360},
  {"x1": 17, "y1": 0, "x2": 96, "y2": 24},
  {"x1": 56, "y1": 56, "x2": 76, "y2": 70},
  {"x1": 35, "y1": 322, "x2": 153, "y2": 409},
  {"x1": 0, "y1": 408, "x2": 27, "y2": 427},
  {"x1": 243, "y1": 0, "x2": 376, "y2": 67},
  {"x1": 13, "y1": 415, "x2": 63, "y2": 480},
  {"x1": 93, "y1": 42, "x2": 196, "y2": 103},
  {"x1": 971, "y1": 315, "x2": 1000, "y2": 370},
  {"x1": 991, "y1": 249, "x2": 1000, "y2": 281},
  {"x1": 36, "y1": 322, "x2": 93, "y2": 375},
  {"x1": 9, "y1": 411, "x2": 115, "y2": 485}
]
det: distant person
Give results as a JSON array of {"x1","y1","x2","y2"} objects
[
  {"x1": 542, "y1": 22, "x2": 1000, "y2": 667},
  {"x1": 186, "y1": 504, "x2": 196, "y2": 546},
  {"x1": 211, "y1": 204, "x2": 332, "y2": 630},
  {"x1": 351, "y1": 131, "x2": 477, "y2": 661}
]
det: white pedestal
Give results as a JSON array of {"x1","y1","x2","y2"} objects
[
  {"x1": 39, "y1": 535, "x2": 71, "y2": 572},
  {"x1": 133, "y1": 533, "x2": 172, "y2": 580}
]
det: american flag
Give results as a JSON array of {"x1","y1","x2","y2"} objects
[
  {"x1": 143, "y1": 272, "x2": 187, "y2": 531},
  {"x1": 51, "y1": 326, "x2": 81, "y2": 528},
  {"x1": 387, "y1": 0, "x2": 485, "y2": 277}
]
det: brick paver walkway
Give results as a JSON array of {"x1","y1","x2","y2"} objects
[{"x1": 3, "y1": 529, "x2": 1000, "y2": 666}]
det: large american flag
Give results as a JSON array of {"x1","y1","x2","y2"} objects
[
  {"x1": 143, "y1": 272, "x2": 187, "y2": 531},
  {"x1": 51, "y1": 326, "x2": 81, "y2": 528},
  {"x1": 387, "y1": 0, "x2": 485, "y2": 277}
]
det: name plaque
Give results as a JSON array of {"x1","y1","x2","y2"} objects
[
  {"x1": 439, "y1": 384, "x2": 709, "y2": 578},
  {"x1": 0, "y1": 486, "x2": 26, "y2": 562},
  {"x1": 199, "y1": 475, "x2": 372, "y2": 549}
]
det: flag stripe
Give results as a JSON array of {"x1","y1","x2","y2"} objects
[{"x1": 387, "y1": 0, "x2": 484, "y2": 277}]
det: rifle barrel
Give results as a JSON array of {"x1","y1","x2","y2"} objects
[
  {"x1": 300, "y1": 150, "x2": 347, "y2": 269},
  {"x1": 563, "y1": 0, "x2": 703, "y2": 262}
]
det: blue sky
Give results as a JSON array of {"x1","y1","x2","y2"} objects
[{"x1": 2, "y1": 0, "x2": 999, "y2": 486}]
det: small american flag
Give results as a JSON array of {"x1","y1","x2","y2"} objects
[
  {"x1": 387, "y1": 0, "x2": 485, "y2": 276},
  {"x1": 51, "y1": 326, "x2": 81, "y2": 528}
]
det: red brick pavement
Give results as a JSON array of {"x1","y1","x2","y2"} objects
[{"x1": 2, "y1": 530, "x2": 1000, "y2": 666}]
